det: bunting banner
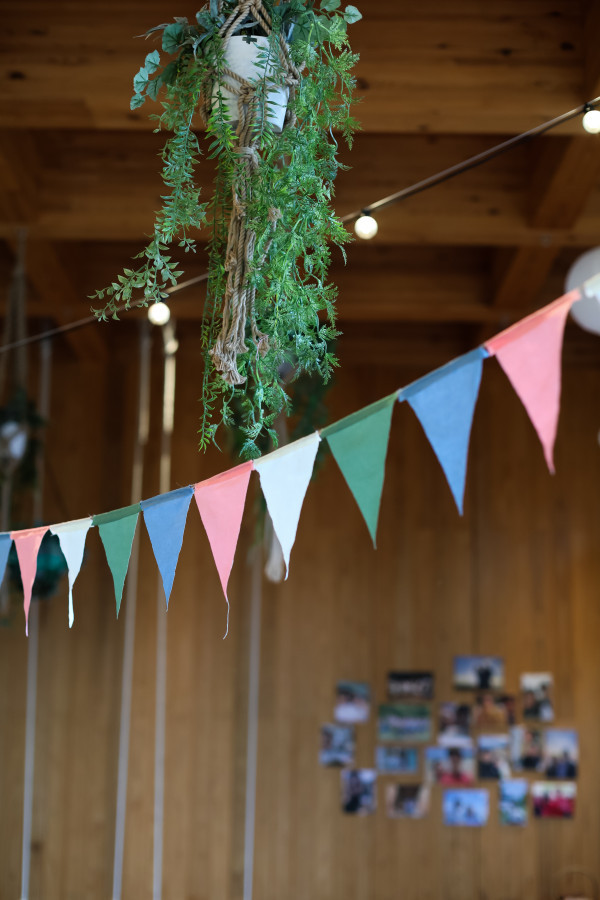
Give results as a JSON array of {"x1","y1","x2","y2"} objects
[
  {"x1": 400, "y1": 348, "x2": 487, "y2": 515},
  {"x1": 485, "y1": 290, "x2": 579, "y2": 473},
  {"x1": 94, "y1": 504, "x2": 141, "y2": 616},
  {"x1": 50, "y1": 518, "x2": 93, "y2": 627},
  {"x1": 2, "y1": 286, "x2": 595, "y2": 636},
  {"x1": 254, "y1": 432, "x2": 320, "y2": 578},
  {"x1": 11, "y1": 526, "x2": 48, "y2": 635},
  {"x1": 140, "y1": 486, "x2": 194, "y2": 606},
  {"x1": 0, "y1": 533, "x2": 12, "y2": 589},
  {"x1": 323, "y1": 394, "x2": 396, "y2": 546}
]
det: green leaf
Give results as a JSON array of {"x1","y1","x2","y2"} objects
[
  {"x1": 130, "y1": 93, "x2": 146, "y2": 110},
  {"x1": 146, "y1": 78, "x2": 160, "y2": 102},
  {"x1": 133, "y1": 66, "x2": 149, "y2": 93},
  {"x1": 158, "y1": 60, "x2": 178, "y2": 87},
  {"x1": 144, "y1": 49, "x2": 161, "y2": 74},
  {"x1": 344, "y1": 5, "x2": 362, "y2": 23},
  {"x1": 162, "y1": 23, "x2": 186, "y2": 54},
  {"x1": 321, "y1": 0, "x2": 341, "y2": 9}
]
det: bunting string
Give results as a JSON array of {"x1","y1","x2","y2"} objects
[{"x1": 0, "y1": 283, "x2": 594, "y2": 635}]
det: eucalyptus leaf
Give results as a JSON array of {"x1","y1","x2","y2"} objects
[{"x1": 344, "y1": 5, "x2": 362, "y2": 23}]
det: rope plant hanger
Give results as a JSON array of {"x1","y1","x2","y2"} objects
[{"x1": 92, "y1": 0, "x2": 361, "y2": 458}]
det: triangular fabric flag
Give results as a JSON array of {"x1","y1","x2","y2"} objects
[
  {"x1": 0, "y1": 533, "x2": 12, "y2": 588},
  {"x1": 254, "y1": 432, "x2": 320, "y2": 578},
  {"x1": 485, "y1": 290, "x2": 579, "y2": 473},
  {"x1": 194, "y1": 461, "x2": 253, "y2": 633},
  {"x1": 140, "y1": 486, "x2": 194, "y2": 606},
  {"x1": 50, "y1": 517, "x2": 93, "y2": 628},
  {"x1": 11, "y1": 525, "x2": 48, "y2": 635},
  {"x1": 322, "y1": 394, "x2": 396, "y2": 546},
  {"x1": 93, "y1": 504, "x2": 140, "y2": 617},
  {"x1": 399, "y1": 349, "x2": 487, "y2": 515}
]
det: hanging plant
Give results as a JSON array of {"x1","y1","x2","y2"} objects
[{"x1": 91, "y1": 0, "x2": 361, "y2": 458}]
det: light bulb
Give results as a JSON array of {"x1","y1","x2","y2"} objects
[
  {"x1": 582, "y1": 109, "x2": 600, "y2": 134},
  {"x1": 148, "y1": 301, "x2": 171, "y2": 326},
  {"x1": 354, "y1": 214, "x2": 378, "y2": 240}
]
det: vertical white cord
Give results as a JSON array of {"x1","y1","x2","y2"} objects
[
  {"x1": 153, "y1": 323, "x2": 177, "y2": 900},
  {"x1": 112, "y1": 322, "x2": 152, "y2": 900},
  {"x1": 20, "y1": 336, "x2": 52, "y2": 900},
  {"x1": 243, "y1": 544, "x2": 263, "y2": 900}
]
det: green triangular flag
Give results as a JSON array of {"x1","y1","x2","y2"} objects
[
  {"x1": 323, "y1": 393, "x2": 396, "y2": 547},
  {"x1": 93, "y1": 503, "x2": 140, "y2": 616}
]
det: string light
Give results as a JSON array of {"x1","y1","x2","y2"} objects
[
  {"x1": 354, "y1": 212, "x2": 378, "y2": 240},
  {"x1": 582, "y1": 108, "x2": 600, "y2": 134},
  {"x1": 147, "y1": 301, "x2": 171, "y2": 326}
]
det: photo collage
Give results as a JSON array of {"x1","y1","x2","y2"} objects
[{"x1": 320, "y1": 661, "x2": 577, "y2": 822}]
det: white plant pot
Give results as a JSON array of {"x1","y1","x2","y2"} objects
[{"x1": 212, "y1": 35, "x2": 289, "y2": 134}]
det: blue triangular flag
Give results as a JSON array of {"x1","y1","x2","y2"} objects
[
  {"x1": 140, "y1": 486, "x2": 194, "y2": 606},
  {"x1": 0, "y1": 533, "x2": 12, "y2": 587},
  {"x1": 399, "y1": 348, "x2": 487, "y2": 514}
]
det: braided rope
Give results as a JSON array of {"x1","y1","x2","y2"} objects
[{"x1": 207, "y1": 0, "x2": 302, "y2": 385}]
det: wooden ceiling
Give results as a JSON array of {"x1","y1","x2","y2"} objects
[{"x1": 1, "y1": 0, "x2": 600, "y2": 361}]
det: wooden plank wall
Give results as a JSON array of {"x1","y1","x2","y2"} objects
[{"x1": 0, "y1": 325, "x2": 599, "y2": 899}]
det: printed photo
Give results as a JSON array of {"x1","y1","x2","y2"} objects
[
  {"x1": 438, "y1": 702, "x2": 471, "y2": 746},
  {"x1": 387, "y1": 671, "x2": 434, "y2": 701},
  {"x1": 472, "y1": 692, "x2": 516, "y2": 729},
  {"x1": 521, "y1": 673, "x2": 554, "y2": 722},
  {"x1": 425, "y1": 746, "x2": 475, "y2": 785},
  {"x1": 453, "y1": 656, "x2": 505, "y2": 691},
  {"x1": 378, "y1": 703, "x2": 432, "y2": 743},
  {"x1": 334, "y1": 681, "x2": 371, "y2": 724},
  {"x1": 499, "y1": 779, "x2": 528, "y2": 826},
  {"x1": 376, "y1": 746, "x2": 419, "y2": 774},
  {"x1": 443, "y1": 789, "x2": 489, "y2": 827},
  {"x1": 510, "y1": 726, "x2": 543, "y2": 772},
  {"x1": 532, "y1": 782, "x2": 576, "y2": 819},
  {"x1": 477, "y1": 734, "x2": 511, "y2": 779},
  {"x1": 386, "y1": 784, "x2": 431, "y2": 819},
  {"x1": 341, "y1": 769, "x2": 377, "y2": 815},
  {"x1": 320, "y1": 724, "x2": 355, "y2": 767},
  {"x1": 542, "y1": 728, "x2": 578, "y2": 779}
]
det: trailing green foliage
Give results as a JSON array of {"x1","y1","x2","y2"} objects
[{"x1": 91, "y1": 0, "x2": 361, "y2": 457}]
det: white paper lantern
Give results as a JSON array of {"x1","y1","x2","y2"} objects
[{"x1": 565, "y1": 247, "x2": 600, "y2": 335}]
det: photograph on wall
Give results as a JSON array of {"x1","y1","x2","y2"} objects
[
  {"x1": 334, "y1": 681, "x2": 371, "y2": 724},
  {"x1": 376, "y1": 746, "x2": 419, "y2": 774},
  {"x1": 510, "y1": 725, "x2": 543, "y2": 772},
  {"x1": 472, "y1": 692, "x2": 516, "y2": 728},
  {"x1": 542, "y1": 728, "x2": 578, "y2": 779},
  {"x1": 477, "y1": 734, "x2": 511, "y2": 779},
  {"x1": 425, "y1": 746, "x2": 475, "y2": 785},
  {"x1": 377, "y1": 703, "x2": 432, "y2": 743},
  {"x1": 341, "y1": 769, "x2": 377, "y2": 815},
  {"x1": 387, "y1": 671, "x2": 434, "y2": 701},
  {"x1": 438, "y1": 702, "x2": 471, "y2": 746},
  {"x1": 453, "y1": 656, "x2": 505, "y2": 691},
  {"x1": 385, "y1": 784, "x2": 431, "y2": 819},
  {"x1": 443, "y1": 789, "x2": 489, "y2": 827},
  {"x1": 499, "y1": 779, "x2": 528, "y2": 826},
  {"x1": 532, "y1": 782, "x2": 576, "y2": 819},
  {"x1": 319, "y1": 724, "x2": 355, "y2": 767},
  {"x1": 521, "y1": 672, "x2": 554, "y2": 722}
]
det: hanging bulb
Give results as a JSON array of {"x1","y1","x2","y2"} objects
[
  {"x1": 148, "y1": 301, "x2": 171, "y2": 326},
  {"x1": 354, "y1": 212, "x2": 378, "y2": 240},
  {"x1": 582, "y1": 108, "x2": 600, "y2": 134}
]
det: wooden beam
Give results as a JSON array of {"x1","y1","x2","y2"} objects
[
  {"x1": 492, "y1": 245, "x2": 560, "y2": 310},
  {"x1": 584, "y1": 0, "x2": 600, "y2": 100}
]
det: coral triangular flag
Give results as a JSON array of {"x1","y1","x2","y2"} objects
[
  {"x1": 141, "y1": 486, "x2": 194, "y2": 606},
  {"x1": 400, "y1": 349, "x2": 487, "y2": 514},
  {"x1": 254, "y1": 432, "x2": 320, "y2": 578},
  {"x1": 11, "y1": 525, "x2": 48, "y2": 635},
  {"x1": 322, "y1": 394, "x2": 396, "y2": 546},
  {"x1": 50, "y1": 517, "x2": 93, "y2": 628},
  {"x1": 0, "y1": 533, "x2": 12, "y2": 588},
  {"x1": 93, "y1": 504, "x2": 140, "y2": 616},
  {"x1": 485, "y1": 291, "x2": 579, "y2": 472}
]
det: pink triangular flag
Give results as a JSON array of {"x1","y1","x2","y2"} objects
[
  {"x1": 485, "y1": 290, "x2": 579, "y2": 473},
  {"x1": 11, "y1": 525, "x2": 49, "y2": 635},
  {"x1": 194, "y1": 461, "x2": 253, "y2": 631}
]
